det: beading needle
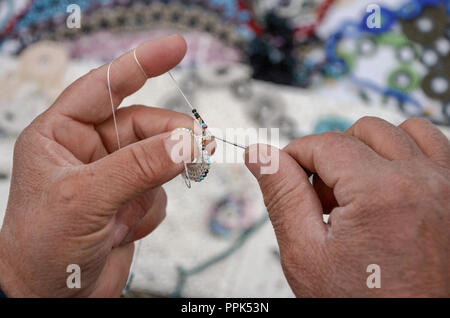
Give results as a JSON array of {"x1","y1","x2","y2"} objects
[
  {"x1": 213, "y1": 136, "x2": 247, "y2": 150},
  {"x1": 167, "y1": 71, "x2": 248, "y2": 150}
]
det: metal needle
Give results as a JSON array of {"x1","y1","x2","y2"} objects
[{"x1": 212, "y1": 136, "x2": 247, "y2": 150}]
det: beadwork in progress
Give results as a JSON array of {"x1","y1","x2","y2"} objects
[
  {"x1": 174, "y1": 127, "x2": 211, "y2": 188},
  {"x1": 166, "y1": 71, "x2": 215, "y2": 185},
  {"x1": 167, "y1": 70, "x2": 247, "y2": 183},
  {"x1": 107, "y1": 47, "x2": 215, "y2": 188}
]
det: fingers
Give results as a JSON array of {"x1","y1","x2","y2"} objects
[
  {"x1": 121, "y1": 187, "x2": 167, "y2": 245},
  {"x1": 313, "y1": 174, "x2": 338, "y2": 214},
  {"x1": 245, "y1": 144, "x2": 326, "y2": 249},
  {"x1": 52, "y1": 35, "x2": 187, "y2": 124},
  {"x1": 89, "y1": 243, "x2": 134, "y2": 298},
  {"x1": 284, "y1": 132, "x2": 384, "y2": 206},
  {"x1": 95, "y1": 106, "x2": 196, "y2": 153},
  {"x1": 399, "y1": 118, "x2": 450, "y2": 167},
  {"x1": 85, "y1": 128, "x2": 194, "y2": 210},
  {"x1": 113, "y1": 187, "x2": 166, "y2": 247},
  {"x1": 345, "y1": 116, "x2": 423, "y2": 160}
]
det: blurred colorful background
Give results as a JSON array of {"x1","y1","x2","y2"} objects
[{"x1": 0, "y1": 0, "x2": 449, "y2": 297}]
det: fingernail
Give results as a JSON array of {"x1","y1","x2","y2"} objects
[
  {"x1": 244, "y1": 144, "x2": 262, "y2": 179},
  {"x1": 164, "y1": 129, "x2": 195, "y2": 164},
  {"x1": 244, "y1": 144, "x2": 277, "y2": 178},
  {"x1": 114, "y1": 225, "x2": 129, "y2": 247}
]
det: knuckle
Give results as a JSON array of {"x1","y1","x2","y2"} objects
[
  {"x1": 86, "y1": 68, "x2": 97, "y2": 79},
  {"x1": 318, "y1": 131, "x2": 341, "y2": 140},
  {"x1": 385, "y1": 170, "x2": 415, "y2": 194},
  {"x1": 286, "y1": 132, "x2": 350, "y2": 158},
  {"x1": 400, "y1": 117, "x2": 429, "y2": 129},
  {"x1": 420, "y1": 169, "x2": 450, "y2": 203},
  {"x1": 375, "y1": 168, "x2": 419, "y2": 211},
  {"x1": 167, "y1": 113, "x2": 195, "y2": 131},
  {"x1": 317, "y1": 132, "x2": 351, "y2": 153},
  {"x1": 87, "y1": 66, "x2": 104, "y2": 81},
  {"x1": 318, "y1": 131, "x2": 346, "y2": 145},
  {"x1": 350, "y1": 116, "x2": 389, "y2": 138},
  {"x1": 353, "y1": 116, "x2": 380, "y2": 129},
  {"x1": 86, "y1": 67, "x2": 121, "y2": 102},
  {"x1": 84, "y1": 68, "x2": 102, "y2": 88}
]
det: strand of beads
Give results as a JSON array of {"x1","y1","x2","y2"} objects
[
  {"x1": 187, "y1": 108, "x2": 211, "y2": 183},
  {"x1": 166, "y1": 70, "x2": 212, "y2": 186}
]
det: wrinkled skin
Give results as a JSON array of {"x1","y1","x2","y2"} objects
[
  {"x1": 246, "y1": 117, "x2": 450, "y2": 297},
  {"x1": 0, "y1": 35, "x2": 200, "y2": 297}
]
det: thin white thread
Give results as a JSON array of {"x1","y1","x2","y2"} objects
[
  {"x1": 107, "y1": 62, "x2": 121, "y2": 150},
  {"x1": 168, "y1": 71, "x2": 195, "y2": 111},
  {"x1": 133, "y1": 48, "x2": 148, "y2": 79},
  {"x1": 108, "y1": 52, "x2": 147, "y2": 293},
  {"x1": 167, "y1": 71, "x2": 247, "y2": 150},
  {"x1": 183, "y1": 161, "x2": 192, "y2": 189},
  {"x1": 166, "y1": 71, "x2": 199, "y2": 186}
]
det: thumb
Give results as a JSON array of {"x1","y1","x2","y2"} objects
[
  {"x1": 86, "y1": 128, "x2": 195, "y2": 210},
  {"x1": 244, "y1": 144, "x2": 326, "y2": 248}
]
